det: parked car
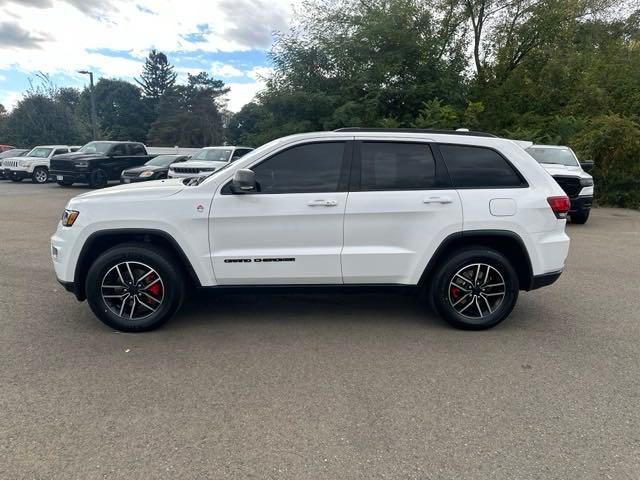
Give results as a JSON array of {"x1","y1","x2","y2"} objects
[
  {"x1": 524, "y1": 144, "x2": 594, "y2": 224},
  {"x1": 50, "y1": 141, "x2": 157, "y2": 188},
  {"x1": 0, "y1": 144, "x2": 16, "y2": 153},
  {"x1": 167, "y1": 146, "x2": 253, "y2": 179},
  {"x1": 51, "y1": 128, "x2": 571, "y2": 332},
  {"x1": 121, "y1": 154, "x2": 190, "y2": 184},
  {"x1": 1, "y1": 145, "x2": 73, "y2": 183},
  {"x1": 0, "y1": 149, "x2": 29, "y2": 179}
]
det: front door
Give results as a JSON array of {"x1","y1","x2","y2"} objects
[{"x1": 210, "y1": 141, "x2": 351, "y2": 285}]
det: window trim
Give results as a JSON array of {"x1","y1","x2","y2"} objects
[
  {"x1": 350, "y1": 140, "x2": 452, "y2": 192},
  {"x1": 433, "y1": 142, "x2": 529, "y2": 189},
  {"x1": 221, "y1": 140, "x2": 353, "y2": 195}
]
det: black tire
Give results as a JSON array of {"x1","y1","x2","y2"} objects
[
  {"x1": 85, "y1": 244, "x2": 185, "y2": 332},
  {"x1": 32, "y1": 166, "x2": 49, "y2": 184},
  {"x1": 431, "y1": 247, "x2": 519, "y2": 330},
  {"x1": 57, "y1": 179, "x2": 73, "y2": 187},
  {"x1": 571, "y1": 210, "x2": 590, "y2": 224},
  {"x1": 89, "y1": 169, "x2": 108, "y2": 188}
]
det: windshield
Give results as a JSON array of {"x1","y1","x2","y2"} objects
[
  {"x1": 191, "y1": 148, "x2": 232, "y2": 162},
  {"x1": 78, "y1": 142, "x2": 114, "y2": 154},
  {"x1": 27, "y1": 147, "x2": 53, "y2": 158},
  {"x1": 146, "y1": 155, "x2": 184, "y2": 167},
  {"x1": 527, "y1": 147, "x2": 579, "y2": 167}
]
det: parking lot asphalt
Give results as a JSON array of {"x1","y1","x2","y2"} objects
[{"x1": 0, "y1": 181, "x2": 639, "y2": 480}]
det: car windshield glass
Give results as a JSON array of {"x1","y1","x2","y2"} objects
[
  {"x1": 527, "y1": 147, "x2": 579, "y2": 166},
  {"x1": 27, "y1": 147, "x2": 53, "y2": 158},
  {"x1": 78, "y1": 142, "x2": 113, "y2": 154},
  {"x1": 191, "y1": 149, "x2": 232, "y2": 162},
  {"x1": 146, "y1": 155, "x2": 181, "y2": 167}
]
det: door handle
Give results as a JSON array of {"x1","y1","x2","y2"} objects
[
  {"x1": 307, "y1": 199, "x2": 338, "y2": 207},
  {"x1": 423, "y1": 196, "x2": 453, "y2": 204}
]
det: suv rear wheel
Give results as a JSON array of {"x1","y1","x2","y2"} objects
[
  {"x1": 85, "y1": 244, "x2": 185, "y2": 332},
  {"x1": 432, "y1": 247, "x2": 519, "y2": 330}
]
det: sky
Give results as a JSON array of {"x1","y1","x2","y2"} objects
[{"x1": 0, "y1": 0, "x2": 300, "y2": 112}]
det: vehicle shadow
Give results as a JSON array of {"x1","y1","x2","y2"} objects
[{"x1": 169, "y1": 290, "x2": 446, "y2": 331}]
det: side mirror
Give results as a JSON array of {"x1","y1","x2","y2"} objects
[
  {"x1": 580, "y1": 160, "x2": 594, "y2": 171},
  {"x1": 231, "y1": 169, "x2": 257, "y2": 193}
]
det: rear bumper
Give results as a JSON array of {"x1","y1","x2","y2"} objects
[
  {"x1": 570, "y1": 195, "x2": 593, "y2": 213},
  {"x1": 529, "y1": 270, "x2": 563, "y2": 290}
]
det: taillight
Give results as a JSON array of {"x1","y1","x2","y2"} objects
[{"x1": 547, "y1": 196, "x2": 570, "y2": 219}]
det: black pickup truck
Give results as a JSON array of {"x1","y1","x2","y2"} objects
[{"x1": 50, "y1": 141, "x2": 157, "y2": 188}]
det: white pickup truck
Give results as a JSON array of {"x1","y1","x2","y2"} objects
[{"x1": 1, "y1": 145, "x2": 80, "y2": 184}]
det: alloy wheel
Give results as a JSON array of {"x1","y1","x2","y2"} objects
[
  {"x1": 101, "y1": 261, "x2": 165, "y2": 320},
  {"x1": 34, "y1": 169, "x2": 48, "y2": 183},
  {"x1": 448, "y1": 263, "x2": 506, "y2": 320}
]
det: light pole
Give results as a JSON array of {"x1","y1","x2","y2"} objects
[{"x1": 78, "y1": 70, "x2": 98, "y2": 140}]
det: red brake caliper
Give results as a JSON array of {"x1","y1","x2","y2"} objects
[
  {"x1": 146, "y1": 275, "x2": 162, "y2": 300},
  {"x1": 450, "y1": 286, "x2": 460, "y2": 299}
]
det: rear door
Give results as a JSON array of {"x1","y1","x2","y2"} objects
[
  {"x1": 342, "y1": 140, "x2": 463, "y2": 284},
  {"x1": 210, "y1": 141, "x2": 351, "y2": 285}
]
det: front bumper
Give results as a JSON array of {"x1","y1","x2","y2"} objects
[
  {"x1": 4, "y1": 169, "x2": 30, "y2": 180},
  {"x1": 50, "y1": 170, "x2": 89, "y2": 184},
  {"x1": 120, "y1": 175, "x2": 155, "y2": 184},
  {"x1": 529, "y1": 270, "x2": 563, "y2": 290},
  {"x1": 570, "y1": 195, "x2": 593, "y2": 214},
  {"x1": 168, "y1": 171, "x2": 212, "y2": 179}
]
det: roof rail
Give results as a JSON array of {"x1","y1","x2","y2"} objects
[{"x1": 334, "y1": 127, "x2": 498, "y2": 138}]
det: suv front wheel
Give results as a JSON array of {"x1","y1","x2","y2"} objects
[
  {"x1": 432, "y1": 247, "x2": 519, "y2": 330},
  {"x1": 85, "y1": 244, "x2": 185, "y2": 332}
]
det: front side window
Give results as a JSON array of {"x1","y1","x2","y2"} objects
[
  {"x1": 361, "y1": 142, "x2": 436, "y2": 191},
  {"x1": 54, "y1": 148, "x2": 68, "y2": 155},
  {"x1": 439, "y1": 144, "x2": 525, "y2": 188},
  {"x1": 27, "y1": 147, "x2": 53, "y2": 158},
  {"x1": 252, "y1": 142, "x2": 345, "y2": 194}
]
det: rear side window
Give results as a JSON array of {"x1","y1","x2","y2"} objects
[
  {"x1": 439, "y1": 144, "x2": 525, "y2": 188},
  {"x1": 360, "y1": 142, "x2": 436, "y2": 191},
  {"x1": 130, "y1": 144, "x2": 145, "y2": 155},
  {"x1": 253, "y1": 142, "x2": 345, "y2": 194}
]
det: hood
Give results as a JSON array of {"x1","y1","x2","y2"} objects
[
  {"x1": 53, "y1": 152, "x2": 103, "y2": 161},
  {"x1": 539, "y1": 163, "x2": 591, "y2": 179},
  {"x1": 172, "y1": 160, "x2": 228, "y2": 170},
  {"x1": 123, "y1": 164, "x2": 166, "y2": 174},
  {"x1": 71, "y1": 178, "x2": 186, "y2": 203}
]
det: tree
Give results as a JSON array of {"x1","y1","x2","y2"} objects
[
  {"x1": 3, "y1": 94, "x2": 85, "y2": 147},
  {"x1": 78, "y1": 79, "x2": 151, "y2": 142},
  {"x1": 135, "y1": 49, "x2": 177, "y2": 105},
  {"x1": 147, "y1": 72, "x2": 228, "y2": 147}
]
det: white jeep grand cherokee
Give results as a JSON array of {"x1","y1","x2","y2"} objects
[{"x1": 51, "y1": 129, "x2": 570, "y2": 332}]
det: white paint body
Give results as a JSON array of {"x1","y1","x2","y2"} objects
[
  {"x1": 51, "y1": 132, "x2": 570, "y2": 288},
  {"x1": 2, "y1": 145, "x2": 71, "y2": 175}
]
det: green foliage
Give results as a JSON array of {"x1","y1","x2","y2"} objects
[
  {"x1": 3, "y1": 93, "x2": 86, "y2": 147},
  {"x1": 573, "y1": 115, "x2": 640, "y2": 208},
  {"x1": 78, "y1": 79, "x2": 151, "y2": 142},
  {"x1": 135, "y1": 49, "x2": 177, "y2": 103},
  {"x1": 147, "y1": 72, "x2": 228, "y2": 147}
]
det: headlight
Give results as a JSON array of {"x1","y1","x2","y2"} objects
[
  {"x1": 19, "y1": 160, "x2": 32, "y2": 167},
  {"x1": 61, "y1": 209, "x2": 80, "y2": 227},
  {"x1": 139, "y1": 170, "x2": 155, "y2": 178},
  {"x1": 580, "y1": 177, "x2": 594, "y2": 187}
]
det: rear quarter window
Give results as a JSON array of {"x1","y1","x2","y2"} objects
[{"x1": 438, "y1": 144, "x2": 526, "y2": 188}]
